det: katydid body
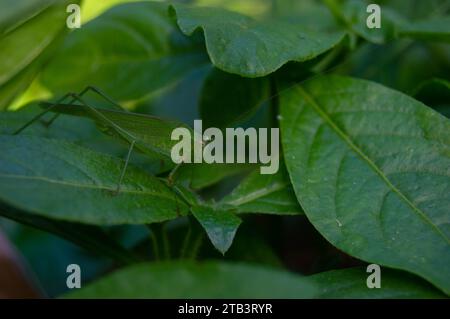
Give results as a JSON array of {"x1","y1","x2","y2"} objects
[
  {"x1": 13, "y1": 87, "x2": 195, "y2": 193},
  {"x1": 39, "y1": 100, "x2": 191, "y2": 163}
]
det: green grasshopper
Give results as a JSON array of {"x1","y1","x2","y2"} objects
[{"x1": 13, "y1": 86, "x2": 198, "y2": 194}]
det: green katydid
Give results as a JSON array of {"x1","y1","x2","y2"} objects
[{"x1": 13, "y1": 86, "x2": 200, "y2": 194}]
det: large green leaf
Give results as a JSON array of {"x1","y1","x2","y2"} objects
[
  {"x1": 38, "y1": 2, "x2": 208, "y2": 104},
  {"x1": 0, "y1": 1, "x2": 66, "y2": 84},
  {"x1": 220, "y1": 165, "x2": 303, "y2": 215},
  {"x1": 0, "y1": 135, "x2": 189, "y2": 225},
  {"x1": 200, "y1": 68, "x2": 269, "y2": 128},
  {"x1": 399, "y1": 16, "x2": 450, "y2": 43},
  {"x1": 280, "y1": 75, "x2": 450, "y2": 294},
  {"x1": 0, "y1": 104, "x2": 108, "y2": 141},
  {"x1": 0, "y1": 0, "x2": 73, "y2": 108},
  {"x1": 325, "y1": 0, "x2": 449, "y2": 44},
  {"x1": 0, "y1": 105, "x2": 166, "y2": 173},
  {"x1": 191, "y1": 205, "x2": 241, "y2": 254},
  {"x1": 0, "y1": 0, "x2": 54, "y2": 35},
  {"x1": 176, "y1": 162, "x2": 254, "y2": 190},
  {"x1": 65, "y1": 261, "x2": 316, "y2": 298},
  {"x1": 323, "y1": 0, "x2": 400, "y2": 44},
  {"x1": 343, "y1": 40, "x2": 450, "y2": 95},
  {"x1": 170, "y1": 4, "x2": 345, "y2": 77},
  {"x1": 310, "y1": 267, "x2": 446, "y2": 298}
]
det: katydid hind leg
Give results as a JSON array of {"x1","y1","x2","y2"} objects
[
  {"x1": 39, "y1": 85, "x2": 125, "y2": 128},
  {"x1": 13, "y1": 93, "x2": 73, "y2": 135},
  {"x1": 67, "y1": 93, "x2": 134, "y2": 141},
  {"x1": 114, "y1": 140, "x2": 136, "y2": 195},
  {"x1": 40, "y1": 86, "x2": 105, "y2": 127}
]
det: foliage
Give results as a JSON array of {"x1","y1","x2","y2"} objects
[{"x1": 0, "y1": 0, "x2": 449, "y2": 298}]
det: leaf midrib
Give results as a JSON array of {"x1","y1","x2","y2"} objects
[
  {"x1": 0, "y1": 173, "x2": 178, "y2": 201},
  {"x1": 296, "y1": 85, "x2": 450, "y2": 245}
]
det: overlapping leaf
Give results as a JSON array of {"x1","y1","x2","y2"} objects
[
  {"x1": 0, "y1": 135, "x2": 189, "y2": 225},
  {"x1": 323, "y1": 0, "x2": 401, "y2": 44},
  {"x1": 280, "y1": 75, "x2": 450, "y2": 294},
  {"x1": 399, "y1": 16, "x2": 450, "y2": 43},
  {"x1": 0, "y1": 0, "x2": 74, "y2": 108},
  {"x1": 170, "y1": 4, "x2": 345, "y2": 77},
  {"x1": 310, "y1": 267, "x2": 445, "y2": 298},
  {"x1": 65, "y1": 261, "x2": 316, "y2": 298},
  {"x1": 42, "y1": 101, "x2": 196, "y2": 166},
  {"x1": 191, "y1": 205, "x2": 241, "y2": 254},
  {"x1": 176, "y1": 162, "x2": 254, "y2": 190},
  {"x1": 324, "y1": 0, "x2": 450, "y2": 44},
  {"x1": 0, "y1": 0, "x2": 54, "y2": 35},
  {"x1": 37, "y1": 2, "x2": 208, "y2": 104},
  {"x1": 220, "y1": 165, "x2": 303, "y2": 215}
]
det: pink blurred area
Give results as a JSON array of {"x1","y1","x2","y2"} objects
[{"x1": 0, "y1": 230, "x2": 41, "y2": 298}]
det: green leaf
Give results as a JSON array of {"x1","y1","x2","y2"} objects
[
  {"x1": 0, "y1": 0, "x2": 74, "y2": 108},
  {"x1": 64, "y1": 261, "x2": 316, "y2": 298},
  {"x1": 399, "y1": 16, "x2": 450, "y2": 43},
  {"x1": 170, "y1": 4, "x2": 345, "y2": 77},
  {"x1": 325, "y1": 0, "x2": 449, "y2": 44},
  {"x1": 1, "y1": 104, "x2": 107, "y2": 140},
  {"x1": 280, "y1": 75, "x2": 450, "y2": 294},
  {"x1": 220, "y1": 165, "x2": 303, "y2": 215},
  {"x1": 200, "y1": 68, "x2": 269, "y2": 128},
  {"x1": 343, "y1": 40, "x2": 450, "y2": 94},
  {"x1": 191, "y1": 205, "x2": 241, "y2": 254},
  {"x1": 41, "y1": 101, "x2": 197, "y2": 167},
  {"x1": 38, "y1": 2, "x2": 208, "y2": 104},
  {"x1": 0, "y1": 135, "x2": 189, "y2": 225},
  {"x1": 324, "y1": 0, "x2": 401, "y2": 44},
  {"x1": 0, "y1": 105, "x2": 160, "y2": 171},
  {"x1": 310, "y1": 267, "x2": 446, "y2": 298},
  {"x1": 0, "y1": 1, "x2": 67, "y2": 84},
  {"x1": 176, "y1": 162, "x2": 254, "y2": 190},
  {"x1": 0, "y1": 0, "x2": 53, "y2": 34}
]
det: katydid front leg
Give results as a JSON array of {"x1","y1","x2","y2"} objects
[
  {"x1": 114, "y1": 140, "x2": 136, "y2": 195},
  {"x1": 167, "y1": 162, "x2": 183, "y2": 187}
]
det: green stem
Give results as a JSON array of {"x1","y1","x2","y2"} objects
[
  {"x1": 269, "y1": 75, "x2": 279, "y2": 128},
  {"x1": 180, "y1": 223, "x2": 192, "y2": 259},
  {"x1": 148, "y1": 225, "x2": 160, "y2": 261},
  {"x1": 188, "y1": 232, "x2": 204, "y2": 260},
  {"x1": 147, "y1": 223, "x2": 170, "y2": 260},
  {"x1": 161, "y1": 224, "x2": 170, "y2": 260}
]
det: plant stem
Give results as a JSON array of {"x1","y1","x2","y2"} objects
[
  {"x1": 188, "y1": 232, "x2": 204, "y2": 260},
  {"x1": 148, "y1": 225, "x2": 160, "y2": 261},
  {"x1": 180, "y1": 222, "x2": 192, "y2": 259},
  {"x1": 269, "y1": 75, "x2": 279, "y2": 128},
  {"x1": 161, "y1": 224, "x2": 171, "y2": 260},
  {"x1": 147, "y1": 223, "x2": 170, "y2": 260}
]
